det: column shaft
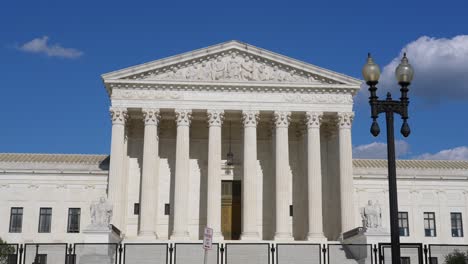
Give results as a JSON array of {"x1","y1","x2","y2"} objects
[
  {"x1": 240, "y1": 110, "x2": 260, "y2": 240},
  {"x1": 274, "y1": 111, "x2": 293, "y2": 241},
  {"x1": 139, "y1": 109, "x2": 160, "y2": 238},
  {"x1": 206, "y1": 110, "x2": 224, "y2": 240},
  {"x1": 338, "y1": 112, "x2": 356, "y2": 233},
  {"x1": 108, "y1": 107, "x2": 128, "y2": 231},
  {"x1": 305, "y1": 112, "x2": 326, "y2": 241},
  {"x1": 171, "y1": 109, "x2": 192, "y2": 240}
]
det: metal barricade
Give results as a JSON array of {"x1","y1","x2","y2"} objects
[
  {"x1": 123, "y1": 243, "x2": 168, "y2": 264},
  {"x1": 0, "y1": 243, "x2": 18, "y2": 264},
  {"x1": 276, "y1": 243, "x2": 321, "y2": 264},
  {"x1": 225, "y1": 243, "x2": 269, "y2": 264},
  {"x1": 428, "y1": 244, "x2": 468, "y2": 264},
  {"x1": 379, "y1": 243, "x2": 422, "y2": 264},
  {"x1": 23, "y1": 243, "x2": 67, "y2": 264},
  {"x1": 328, "y1": 244, "x2": 373, "y2": 264},
  {"x1": 174, "y1": 243, "x2": 218, "y2": 264},
  {"x1": 73, "y1": 243, "x2": 118, "y2": 264}
]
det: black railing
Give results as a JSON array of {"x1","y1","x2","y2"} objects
[{"x1": 0, "y1": 242, "x2": 466, "y2": 264}]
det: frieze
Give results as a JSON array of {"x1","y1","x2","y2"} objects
[
  {"x1": 124, "y1": 50, "x2": 339, "y2": 85},
  {"x1": 112, "y1": 89, "x2": 353, "y2": 105}
]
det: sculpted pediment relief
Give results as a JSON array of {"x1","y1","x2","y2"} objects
[{"x1": 124, "y1": 50, "x2": 334, "y2": 84}]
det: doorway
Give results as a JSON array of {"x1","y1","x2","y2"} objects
[{"x1": 221, "y1": 180, "x2": 241, "y2": 240}]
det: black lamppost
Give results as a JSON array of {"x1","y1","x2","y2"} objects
[{"x1": 362, "y1": 53, "x2": 414, "y2": 264}]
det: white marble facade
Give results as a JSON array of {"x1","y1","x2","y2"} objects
[{"x1": 1, "y1": 41, "x2": 468, "y2": 244}]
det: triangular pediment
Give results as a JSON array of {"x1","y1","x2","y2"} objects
[{"x1": 102, "y1": 40, "x2": 362, "y2": 89}]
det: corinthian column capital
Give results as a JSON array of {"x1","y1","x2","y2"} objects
[
  {"x1": 110, "y1": 107, "x2": 128, "y2": 125},
  {"x1": 305, "y1": 112, "x2": 323, "y2": 129},
  {"x1": 207, "y1": 110, "x2": 224, "y2": 127},
  {"x1": 242, "y1": 110, "x2": 259, "y2": 127},
  {"x1": 273, "y1": 111, "x2": 291, "y2": 128},
  {"x1": 336, "y1": 112, "x2": 354, "y2": 129},
  {"x1": 175, "y1": 109, "x2": 192, "y2": 126},
  {"x1": 142, "y1": 108, "x2": 160, "y2": 126}
]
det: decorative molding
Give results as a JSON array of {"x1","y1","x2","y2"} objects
[
  {"x1": 28, "y1": 184, "x2": 39, "y2": 189},
  {"x1": 284, "y1": 93, "x2": 352, "y2": 104},
  {"x1": 207, "y1": 110, "x2": 224, "y2": 127},
  {"x1": 336, "y1": 112, "x2": 354, "y2": 129},
  {"x1": 305, "y1": 112, "x2": 323, "y2": 129},
  {"x1": 142, "y1": 108, "x2": 160, "y2": 126},
  {"x1": 273, "y1": 111, "x2": 291, "y2": 128},
  {"x1": 0, "y1": 183, "x2": 10, "y2": 188},
  {"x1": 242, "y1": 110, "x2": 259, "y2": 127},
  {"x1": 175, "y1": 109, "x2": 192, "y2": 126},
  {"x1": 56, "y1": 184, "x2": 67, "y2": 189},
  {"x1": 110, "y1": 107, "x2": 128, "y2": 125},
  {"x1": 84, "y1": 184, "x2": 96, "y2": 189}
]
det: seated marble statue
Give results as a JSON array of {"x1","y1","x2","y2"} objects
[
  {"x1": 89, "y1": 197, "x2": 113, "y2": 230},
  {"x1": 360, "y1": 200, "x2": 382, "y2": 229}
]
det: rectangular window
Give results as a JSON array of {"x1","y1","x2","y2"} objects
[
  {"x1": 134, "y1": 203, "x2": 139, "y2": 215},
  {"x1": 429, "y1": 257, "x2": 438, "y2": 264},
  {"x1": 401, "y1": 257, "x2": 411, "y2": 264},
  {"x1": 38, "y1": 208, "x2": 52, "y2": 233},
  {"x1": 398, "y1": 212, "x2": 410, "y2": 236},
  {"x1": 424, "y1": 212, "x2": 437, "y2": 237},
  {"x1": 36, "y1": 254, "x2": 47, "y2": 264},
  {"x1": 451, "y1": 212, "x2": 463, "y2": 237},
  {"x1": 9, "y1": 207, "x2": 23, "y2": 233},
  {"x1": 164, "y1": 204, "x2": 170, "y2": 215},
  {"x1": 67, "y1": 208, "x2": 81, "y2": 233}
]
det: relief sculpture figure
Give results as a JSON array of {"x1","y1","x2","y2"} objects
[
  {"x1": 241, "y1": 57, "x2": 254, "y2": 80},
  {"x1": 212, "y1": 56, "x2": 226, "y2": 80}
]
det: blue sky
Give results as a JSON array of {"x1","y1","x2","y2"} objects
[{"x1": 0, "y1": 0, "x2": 467, "y2": 159}]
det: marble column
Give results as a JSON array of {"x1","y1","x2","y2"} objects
[
  {"x1": 273, "y1": 111, "x2": 293, "y2": 241},
  {"x1": 171, "y1": 109, "x2": 192, "y2": 240},
  {"x1": 240, "y1": 110, "x2": 260, "y2": 240},
  {"x1": 305, "y1": 112, "x2": 326, "y2": 241},
  {"x1": 206, "y1": 110, "x2": 224, "y2": 240},
  {"x1": 139, "y1": 108, "x2": 160, "y2": 238},
  {"x1": 337, "y1": 112, "x2": 356, "y2": 233},
  {"x1": 108, "y1": 107, "x2": 128, "y2": 231}
]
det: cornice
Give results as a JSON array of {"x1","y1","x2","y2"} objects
[{"x1": 106, "y1": 79, "x2": 359, "y2": 96}]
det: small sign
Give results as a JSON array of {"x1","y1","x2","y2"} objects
[{"x1": 203, "y1": 227, "x2": 213, "y2": 250}]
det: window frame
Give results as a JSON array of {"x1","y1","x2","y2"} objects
[
  {"x1": 38, "y1": 207, "x2": 52, "y2": 233},
  {"x1": 9, "y1": 207, "x2": 23, "y2": 233},
  {"x1": 67, "y1": 208, "x2": 81, "y2": 233},
  {"x1": 450, "y1": 212, "x2": 463, "y2": 237},
  {"x1": 398, "y1": 211, "x2": 410, "y2": 236},
  {"x1": 424, "y1": 212, "x2": 437, "y2": 237}
]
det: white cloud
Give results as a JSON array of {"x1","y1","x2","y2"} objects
[
  {"x1": 18, "y1": 36, "x2": 83, "y2": 59},
  {"x1": 377, "y1": 35, "x2": 468, "y2": 103},
  {"x1": 353, "y1": 140, "x2": 410, "y2": 159},
  {"x1": 414, "y1": 146, "x2": 468, "y2": 160}
]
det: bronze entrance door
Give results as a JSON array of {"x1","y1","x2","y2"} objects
[{"x1": 221, "y1": 180, "x2": 241, "y2": 240}]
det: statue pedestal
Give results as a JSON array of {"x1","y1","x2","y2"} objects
[
  {"x1": 342, "y1": 227, "x2": 390, "y2": 245},
  {"x1": 78, "y1": 227, "x2": 122, "y2": 264}
]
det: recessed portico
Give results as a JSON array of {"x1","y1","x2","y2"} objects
[{"x1": 102, "y1": 40, "x2": 362, "y2": 241}]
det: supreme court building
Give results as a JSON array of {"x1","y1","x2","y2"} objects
[{"x1": 1, "y1": 41, "x2": 467, "y2": 244}]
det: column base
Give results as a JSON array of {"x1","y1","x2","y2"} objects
[
  {"x1": 212, "y1": 232, "x2": 224, "y2": 242},
  {"x1": 240, "y1": 232, "x2": 260, "y2": 241},
  {"x1": 137, "y1": 231, "x2": 158, "y2": 240},
  {"x1": 274, "y1": 232, "x2": 294, "y2": 241},
  {"x1": 306, "y1": 233, "x2": 327, "y2": 243},
  {"x1": 170, "y1": 231, "x2": 190, "y2": 241}
]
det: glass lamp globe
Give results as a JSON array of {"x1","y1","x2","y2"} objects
[
  {"x1": 395, "y1": 53, "x2": 414, "y2": 83},
  {"x1": 362, "y1": 53, "x2": 381, "y2": 83}
]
